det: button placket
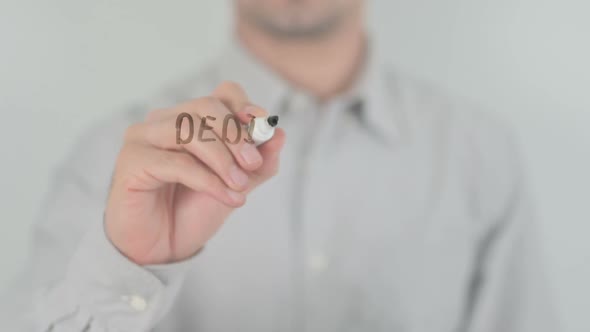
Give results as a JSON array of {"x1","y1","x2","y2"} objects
[
  {"x1": 120, "y1": 294, "x2": 148, "y2": 312},
  {"x1": 307, "y1": 252, "x2": 329, "y2": 273},
  {"x1": 301, "y1": 101, "x2": 340, "y2": 280}
]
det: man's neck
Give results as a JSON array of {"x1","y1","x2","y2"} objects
[{"x1": 235, "y1": 11, "x2": 367, "y2": 101}]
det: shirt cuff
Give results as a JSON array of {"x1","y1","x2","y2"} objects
[{"x1": 48, "y1": 218, "x2": 197, "y2": 331}]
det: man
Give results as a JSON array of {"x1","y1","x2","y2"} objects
[{"x1": 1, "y1": 0, "x2": 557, "y2": 331}]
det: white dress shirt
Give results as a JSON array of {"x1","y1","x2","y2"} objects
[{"x1": 0, "y1": 39, "x2": 558, "y2": 332}]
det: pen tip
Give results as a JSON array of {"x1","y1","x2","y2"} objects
[{"x1": 267, "y1": 115, "x2": 279, "y2": 127}]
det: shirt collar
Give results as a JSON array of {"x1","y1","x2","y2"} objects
[
  {"x1": 345, "y1": 40, "x2": 399, "y2": 144},
  {"x1": 213, "y1": 37, "x2": 399, "y2": 144}
]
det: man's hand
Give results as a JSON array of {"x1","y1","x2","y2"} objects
[{"x1": 104, "y1": 81, "x2": 286, "y2": 265}]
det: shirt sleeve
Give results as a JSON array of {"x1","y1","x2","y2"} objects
[
  {"x1": 0, "y1": 161, "x2": 195, "y2": 331},
  {"x1": 464, "y1": 128, "x2": 560, "y2": 332},
  {"x1": 37, "y1": 217, "x2": 195, "y2": 331}
]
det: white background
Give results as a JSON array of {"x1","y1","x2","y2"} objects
[{"x1": 0, "y1": 1, "x2": 588, "y2": 331}]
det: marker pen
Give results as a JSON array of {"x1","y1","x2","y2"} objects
[{"x1": 250, "y1": 115, "x2": 279, "y2": 146}]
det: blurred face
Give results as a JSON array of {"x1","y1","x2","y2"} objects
[{"x1": 236, "y1": 0, "x2": 362, "y2": 39}]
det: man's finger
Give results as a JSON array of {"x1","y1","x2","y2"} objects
[
  {"x1": 211, "y1": 81, "x2": 268, "y2": 117},
  {"x1": 119, "y1": 146, "x2": 246, "y2": 208}
]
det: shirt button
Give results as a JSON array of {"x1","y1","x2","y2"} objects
[
  {"x1": 308, "y1": 253, "x2": 328, "y2": 272},
  {"x1": 122, "y1": 295, "x2": 148, "y2": 312}
]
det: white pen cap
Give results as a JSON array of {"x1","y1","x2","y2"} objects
[{"x1": 251, "y1": 115, "x2": 279, "y2": 146}]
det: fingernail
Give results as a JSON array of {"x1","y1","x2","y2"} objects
[
  {"x1": 226, "y1": 189, "x2": 244, "y2": 203},
  {"x1": 243, "y1": 105, "x2": 257, "y2": 114},
  {"x1": 243, "y1": 105, "x2": 267, "y2": 117},
  {"x1": 240, "y1": 143, "x2": 263, "y2": 165},
  {"x1": 229, "y1": 165, "x2": 249, "y2": 188}
]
